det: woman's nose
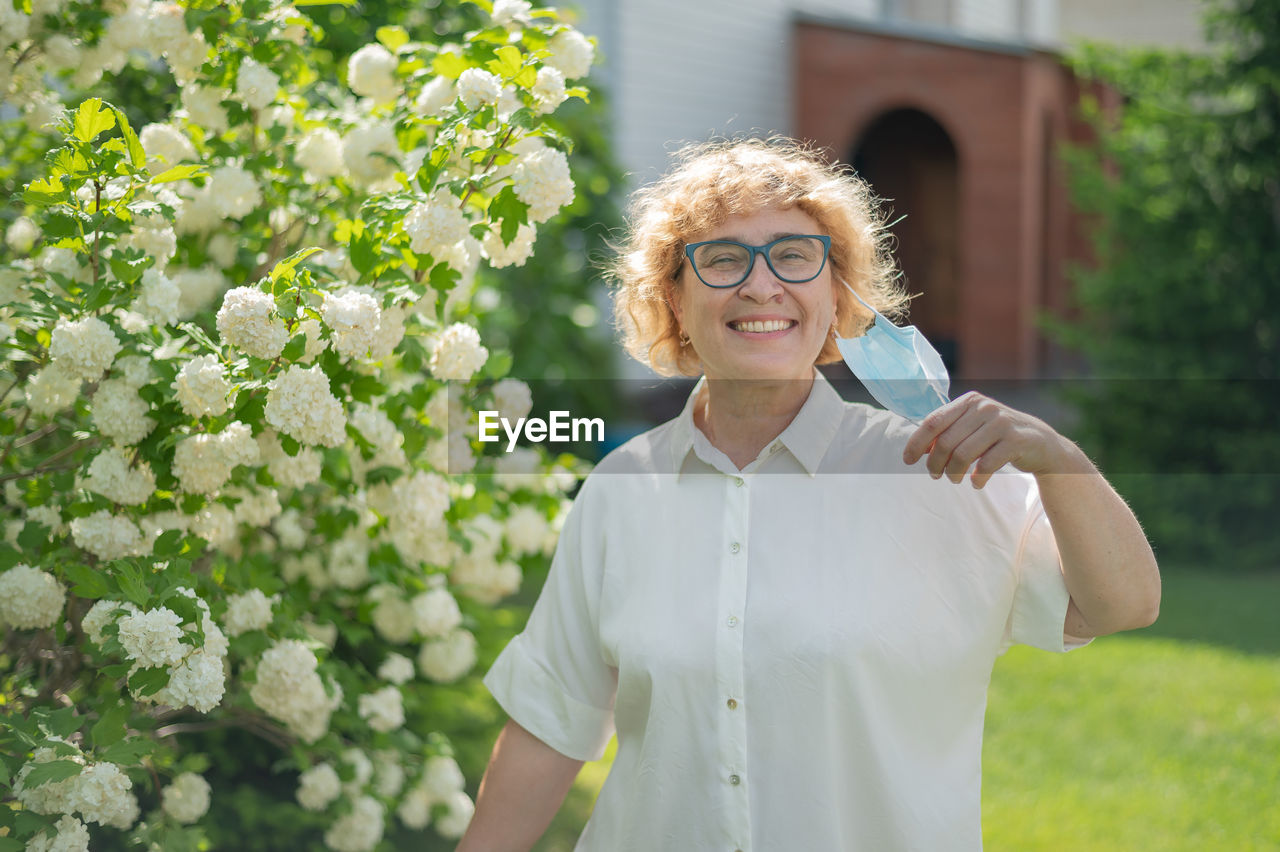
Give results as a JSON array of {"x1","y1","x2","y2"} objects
[{"x1": 736, "y1": 253, "x2": 784, "y2": 301}]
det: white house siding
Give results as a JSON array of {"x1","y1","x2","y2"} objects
[
  {"x1": 574, "y1": 0, "x2": 878, "y2": 186},
  {"x1": 1058, "y1": 0, "x2": 1207, "y2": 50}
]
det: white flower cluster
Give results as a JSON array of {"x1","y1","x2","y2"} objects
[
  {"x1": 257, "y1": 430, "x2": 323, "y2": 489},
  {"x1": 357, "y1": 685, "x2": 404, "y2": 733},
  {"x1": 348, "y1": 43, "x2": 398, "y2": 102},
  {"x1": 412, "y1": 587, "x2": 462, "y2": 638},
  {"x1": 385, "y1": 470, "x2": 451, "y2": 562},
  {"x1": 343, "y1": 120, "x2": 400, "y2": 186},
  {"x1": 457, "y1": 68, "x2": 501, "y2": 109},
  {"x1": 209, "y1": 164, "x2": 262, "y2": 219},
  {"x1": 49, "y1": 316, "x2": 121, "y2": 381},
  {"x1": 532, "y1": 66, "x2": 567, "y2": 114},
  {"x1": 297, "y1": 128, "x2": 346, "y2": 179},
  {"x1": 70, "y1": 510, "x2": 145, "y2": 561},
  {"x1": 546, "y1": 28, "x2": 595, "y2": 79},
  {"x1": 16, "y1": 752, "x2": 138, "y2": 830},
  {"x1": 139, "y1": 122, "x2": 196, "y2": 172},
  {"x1": 418, "y1": 628, "x2": 478, "y2": 683},
  {"x1": 396, "y1": 755, "x2": 470, "y2": 833},
  {"x1": 127, "y1": 267, "x2": 181, "y2": 325},
  {"x1": 26, "y1": 813, "x2": 91, "y2": 852},
  {"x1": 264, "y1": 364, "x2": 347, "y2": 447},
  {"x1": 349, "y1": 404, "x2": 407, "y2": 471},
  {"x1": 369, "y1": 584, "x2": 414, "y2": 643},
  {"x1": 491, "y1": 377, "x2": 533, "y2": 421},
  {"x1": 249, "y1": 639, "x2": 343, "y2": 742},
  {"x1": 491, "y1": 0, "x2": 532, "y2": 27},
  {"x1": 404, "y1": 191, "x2": 470, "y2": 261},
  {"x1": 324, "y1": 795, "x2": 385, "y2": 852},
  {"x1": 24, "y1": 363, "x2": 82, "y2": 418},
  {"x1": 429, "y1": 323, "x2": 488, "y2": 381},
  {"x1": 378, "y1": 652, "x2": 415, "y2": 685},
  {"x1": 91, "y1": 372, "x2": 155, "y2": 445},
  {"x1": 513, "y1": 147, "x2": 575, "y2": 224},
  {"x1": 117, "y1": 606, "x2": 186, "y2": 668},
  {"x1": 415, "y1": 76, "x2": 455, "y2": 114},
  {"x1": 172, "y1": 421, "x2": 260, "y2": 494},
  {"x1": 236, "y1": 58, "x2": 280, "y2": 111},
  {"x1": 161, "y1": 772, "x2": 211, "y2": 824},
  {"x1": 223, "y1": 588, "x2": 277, "y2": 636},
  {"x1": 173, "y1": 266, "x2": 230, "y2": 319},
  {"x1": 0, "y1": 564, "x2": 65, "y2": 630},
  {"x1": 216, "y1": 286, "x2": 288, "y2": 358},
  {"x1": 5, "y1": 216, "x2": 38, "y2": 253},
  {"x1": 296, "y1": 762, "x2": 341, "y2": 811},
  {"x1": 321, "y1": 289, "x2": 382, "y2": 358},
  {"x1": 181, "y1": 85, "x2": 229, "y2": 134},
  {"x1": 83, "y1": 447, "x2": 156, "y2": 505},
  {"x1": 174, "y1": 354, "x2": 231, "y2": 417},
  {"x1": 504, "y1": 504, "x2": 552, "y2": 556},
  {"x1": 481, "y1": 222, "x2": 537, "y2": 268}
]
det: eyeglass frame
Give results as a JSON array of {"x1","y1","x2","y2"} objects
[{"x1": 682, "y1": 234, "x2": 832, "y2": 289}]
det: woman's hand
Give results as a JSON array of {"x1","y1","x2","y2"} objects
[{"x1": 901, "y1": 391, "x2": 1089, "y2": 488}]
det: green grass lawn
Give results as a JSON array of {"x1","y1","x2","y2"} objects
[{"x1": 532, "y1": 569, "x2": 1280, "y2": 851}]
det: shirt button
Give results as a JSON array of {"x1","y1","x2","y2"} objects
[
  {"x1": 727, "y1": 615, "x2": 738, "y2": 627},
  {"x1": 726, "y1": 698, "x2": 738, "y2": 710},
  {"x1": 729, "y1": 542, "x2": 741, "y2": 554},
  {"x1": 729, "y1": 773, "x2": 741, "y2": 786},
  {"x1": 733, "y1": 476, "x2": 745, "y2": 487}
]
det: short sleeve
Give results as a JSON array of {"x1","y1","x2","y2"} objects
[
  {"x1": 483, "y1": 477, "x2": 617, "y2": 761},
  {"x1": 998, "y1": 488, "x2": 1093, "y2": 655}
]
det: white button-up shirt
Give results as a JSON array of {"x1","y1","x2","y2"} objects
[{"x1": 484, "y1": 373, "x2": 1088, "y2": 851}]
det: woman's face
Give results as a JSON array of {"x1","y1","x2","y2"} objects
[{"x1": 673, "y1": 205, "x2": 837, "y2": 383}]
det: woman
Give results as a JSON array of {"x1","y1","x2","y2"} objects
[{"x1": 457, "y1": 138, "x2": 1160, "y2": 851}]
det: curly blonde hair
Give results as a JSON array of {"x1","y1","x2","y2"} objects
[{"x1": 608, "y1": 136, "x2": 907, "y2": 377}]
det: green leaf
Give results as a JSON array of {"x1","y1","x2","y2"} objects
[
  {"x1": 280, "y1": 433, "x2": 300, "y2": 457},
  {"x1": 488, "y1": 45, "x2": 524, "y2": 79},
  {"x1": 280, "y1": 334, "x2": 306, "y2": 361},
  {"x1": 90, "y1": 702, "x2": 130, "y2": 749},
  {"x1": 63, "y1": 563, "x2": 112, "y2": 598},
  {"x1": 348, "y1": 375, "x2": 387, "y2": 403},
  {"x1": 22, "y1": 759, "x2": 82, "y2": 790},
  {"x1": 110, "y1": 106, "x2": 146, "y2": 169},
  {"x1": 108, "y1": 249, "x2": 153, "y2": 286},
  {"x1": 150, "y1": 164, "x2": 206, "y2": 184},
  {"x1": 22, "y1": 174, "x2": 67, "y2": 206},
  {"x1": 488, "y1": 185, "x2": 529, "y2": 245},
  {"x1": 116, "y1": 564, "x2": 150, "y2": 608},
  {"x1": 98, "y1": 737, "x2": 155, "y2": 766},
  {"x1": 44, "y1": 707, "x2": 82, "y2": 739},
  {"x1": 152, "y1": 529, "x2": 185, "y2": 558},
  {"x1": 375, "y1": 25, "x2": 408, "y2": 51},
  {"x1": 16, "y1": 520, "x2": 48, "y2": 555},
  {"x1": 0, "y1": 837, "x2": 24, "y2": 852},
  {"x1": 126, "y1": 667, "x2": 169, "y2": 699},
  {"x1": 432, "y1": 51, "x2": 469, "y2": 80},
  {"x1": 269, "y1": 246, "x2": 323, "y2": 285},
  {"x1": 349, "y1": 231, "x2": 378, "y2": 274},
  {"x1": 72, "y1": 98, "x2": 116, "y2": 144}
]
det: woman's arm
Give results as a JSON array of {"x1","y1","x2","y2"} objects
[
  {"x1": 902, "y1": 392, "x2": 1161, "y2": 637},
  {"x1": 455, "y1": 718, "x2": 585, "y2": 852}
]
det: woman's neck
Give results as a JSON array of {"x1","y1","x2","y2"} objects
[{"x1": 693, "y1": 373, "x2": 815, "y2": 470}]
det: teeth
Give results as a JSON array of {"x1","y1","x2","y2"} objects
[{"x1": 731, "y1": 320, "x2": 792, "y2": 333}]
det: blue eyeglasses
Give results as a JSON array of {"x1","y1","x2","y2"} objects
[{"x1": 684, "y1": 234, "x2": 831, "y2": 289}]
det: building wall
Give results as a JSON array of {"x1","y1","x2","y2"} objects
[{"x1": 1058, "y1": 0, "x2": 1208, "y2": 49}]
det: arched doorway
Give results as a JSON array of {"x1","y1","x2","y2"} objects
[{"x1": 851, "y1": 109, "x2": 961, "y2": 373}]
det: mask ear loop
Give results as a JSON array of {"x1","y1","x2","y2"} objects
[{"x1": 839, "y1": 279, "x2": 879, "y2": 335}]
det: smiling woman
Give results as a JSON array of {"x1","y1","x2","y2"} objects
[{"x1": 455, "y1": 137, "x2": 1161, "y2": 852}]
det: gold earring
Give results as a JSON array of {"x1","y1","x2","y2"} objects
[{"x1": 679, "y1": 330, "x2": 691, "y2": 346}]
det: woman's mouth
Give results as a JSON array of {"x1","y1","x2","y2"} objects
[{"x1": 728, "y1": 319, "x2": 797, "y2": 334}]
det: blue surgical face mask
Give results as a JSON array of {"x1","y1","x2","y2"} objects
[{"x1": 833, "y1": 282, "x2": 951, "y2": 422}]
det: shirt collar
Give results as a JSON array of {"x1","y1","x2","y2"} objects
[{"x1": 668, "y1": 371, "x2": 845, "y2": 478}]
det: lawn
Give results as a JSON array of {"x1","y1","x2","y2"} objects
[{"x1": 532, "y1": 568, "x2": 1280, "y2": 851}]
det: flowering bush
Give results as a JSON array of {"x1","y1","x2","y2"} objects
[{"x1": 0, "y1": 1, "x2": 595, "y2": 849}]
